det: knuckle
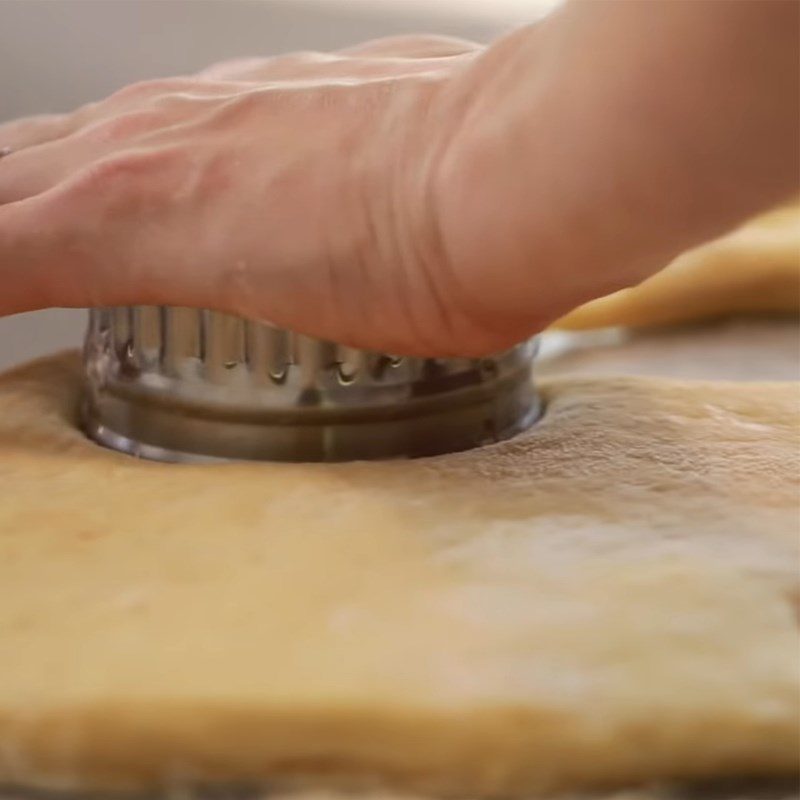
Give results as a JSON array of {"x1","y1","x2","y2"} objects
[
  {"x1": 104, "y1": 78, "x2": 200, "y2": 110},
  {"x1": 78, "y1": 110, "x2": 166, "y2": 144},
  {"x1": 410, "y1": 34, "x2": 479, "y2": 49},
  {"x1": 255, "y1": 50, "x2": 346, "y2": 79},
  {"x1": 208, "y1": 90, "x2": 268, "y2": 125},
  {"x1": 107, "y1": 78, "x2": 177, "y2": 104},
  {"x1": 268, "y1": 50, "x2": 328, "y2": 68},
  {"x1": 198, "y1": 58, "x2": 263, "y2": 81},
  {"x1": 69, "y1": 101, "x2": 100, "y2": 127},
  {"x1": 149, "y1": 91, "x2": 213, "y2": 115},
  {"x1": 203, "y1": 56, "x2": 254, "y2": 71},
  {"x1": 67, "y1": 148, "x2": 185, "y2": 206},
  {"x1": 353, "y1": 34, "x2": 479, "y2": 56}
]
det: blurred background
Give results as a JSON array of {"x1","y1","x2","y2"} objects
[{"x1": 0, "y1": 0, "x2": 555, "y2": 370}]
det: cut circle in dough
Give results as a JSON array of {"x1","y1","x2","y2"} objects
[
  {"x1": 0, "y1": 353, "x2": 797, "y2": 796},
  {"x1": 554, "y1": 203, "x2": 800, "y2": 331}
]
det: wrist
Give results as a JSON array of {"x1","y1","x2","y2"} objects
[{"x1": 433, "y1": 0, "x2": 799, "y2": 338}]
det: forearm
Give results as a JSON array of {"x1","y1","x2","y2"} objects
[{"x1": 436, "y1": 0, "x2": 800, "y2": 330}]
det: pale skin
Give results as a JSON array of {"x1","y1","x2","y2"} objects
[{"x1": 0, "y1": 0, "x2": 797, "y2": 356}]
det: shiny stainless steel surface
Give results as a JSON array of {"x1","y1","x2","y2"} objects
[{"x1": 83, "y1": 307, "x2": 540, "y2": 462}]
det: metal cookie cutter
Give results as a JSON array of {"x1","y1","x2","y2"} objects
[{"x1": 82, "y1": 307, "x2": 540, "y2": 462}]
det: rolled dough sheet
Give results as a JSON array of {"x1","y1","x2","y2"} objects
[
  {"x1": 554, "y1": 203, "x2": 800, "y2": 331},
  {"x1": 0, "y1": 353, "x2": 798, "y2": 796}
]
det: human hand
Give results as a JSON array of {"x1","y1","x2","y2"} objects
[
  {"x1": 0, "y1": 34, "x2": 510, "y2": 356},
  {"x1": 1, "y1": 1, "x2": 797, "y2": 356}
]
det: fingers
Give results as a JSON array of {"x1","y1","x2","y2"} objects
[
  {"x1": 0, "y1": 109, "x2": 173, "y2": 205},
  {"x1": 0, "y1": 113, "x2": 72, "y2": 154},
  {"x1": 338, "y1": 34, "x2": 482, "y2": 58},
  {"x1": 0, "y1": 89, "x2": 230, "y2": 206},
  {"x1": 0, "y1": 146, "x2": 191, "y2": 315},
  {"x1": 0, "y1": 193, "x2": 84, "y2": 314},
  {"x1": 0, "y1": 79, "x2": 235, "y2": 167},
  {"x1": 0, "y1": 134, "x2": 107, "y2": 206}
]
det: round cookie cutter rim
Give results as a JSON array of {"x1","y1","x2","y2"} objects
[{"x1": 82, "y1": 306, "x2": 541, "y2": 463}]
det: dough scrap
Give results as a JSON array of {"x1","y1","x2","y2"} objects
[
  {"x1": 554, "y1": 204, "x2": 800, "y2": 331},
  {"x1": 0, "y1": 354, "x2": 798, "y2": 796}
]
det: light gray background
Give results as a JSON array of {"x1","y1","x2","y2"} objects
[{"x1": 0, "y1": 0, "x2": 531, "y2": 370}]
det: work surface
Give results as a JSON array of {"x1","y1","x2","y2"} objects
[{"x1": 537, "y1": 317, "x2": 800, "y2": 383}]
